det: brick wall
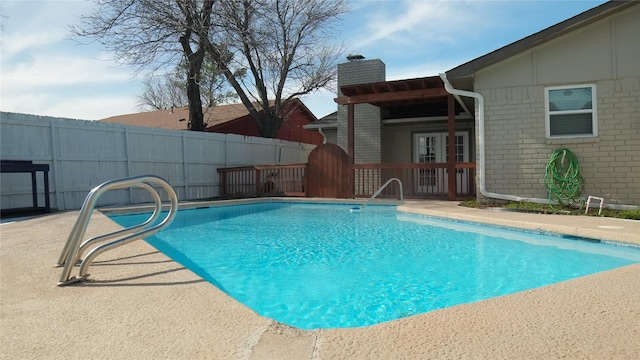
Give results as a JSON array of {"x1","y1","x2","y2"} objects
[
  {"x1": 479, "y1": 76, "x2": 640, "y2": 206},
  {"x1": 336, "y1": 59, "x2": 385, "y2": 163}
]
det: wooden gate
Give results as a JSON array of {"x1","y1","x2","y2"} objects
[{"x1": 306, "y1": 144, "x2": 351, "y2": 198}]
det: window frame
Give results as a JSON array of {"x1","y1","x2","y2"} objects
[{"x1": 544, "y1": 84, "x2": 598, "y2": 139}]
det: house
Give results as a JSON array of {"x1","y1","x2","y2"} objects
[
  {"x1": 101, "y1": 98, "x2": 323, "y2": 145},
  {"x1": 307, "y1": 59, "x2": 475, "y2": 200},
  {"x1": 445, "y1": 0, "x2": 639, "y2": 208},
  {"x1": 305, "y1": 0, "x2": 639, "y2": 207},
  {"x1": 303, "y1": 111, "x2": 337, "y2": 144}
]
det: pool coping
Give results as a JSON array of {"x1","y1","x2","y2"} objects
[
  {"x1": 2, "y1": 199, "x2": 639, "y2": 359},
  {"x1": 395, "y1": 209, "x2": 640, "y2": 250}
]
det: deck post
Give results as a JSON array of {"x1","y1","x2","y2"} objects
[
  {"x1": 347, "y1": 104, "x2": 355, "y2": 166},
  {"x1": 347, "y1": 103, "x2": 355, "y2": 198},
  {"x1": 255, "y1": 167, "x2": 261, "y2": 196},
  {"x1": 447, "y1": 94, "x2": 457, "y2": 201}
]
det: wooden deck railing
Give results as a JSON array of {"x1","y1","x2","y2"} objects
[
  {"x1": 353, "y1": 163, "x2": 476, "y2": 199},
  {"x1": 218, "y1": 164, "x2": 306, "y2": 197},
  {"x1": 218, "y1": 162, "x2": 476, "y2": 199}
]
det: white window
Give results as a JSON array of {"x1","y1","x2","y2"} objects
[{"x1": 545, "y1": 84, "x2": 597, "y2": 138}]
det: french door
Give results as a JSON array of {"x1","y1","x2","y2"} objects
[{"x1": 413, "y1": 132, "x2": 469, "y2": 194}]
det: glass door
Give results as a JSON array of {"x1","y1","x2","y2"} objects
[
  {"x1": 446, "y1": 132, "x2": 470, "y2": 194},
  {"x1": 414, "y1": 132, "x2": 468, "y2": 194}
]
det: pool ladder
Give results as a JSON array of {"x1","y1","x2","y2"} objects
[
  {"x1": 353, "y1": 178, "x2": 403, "y2": 212},
  {"x1": 56, "y1": 175, "x2": 178, "y2": 286}
]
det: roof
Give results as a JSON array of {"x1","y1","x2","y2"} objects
[
  {"x1": 100, "y1": 103, "x2": 262, "y2": 130},
  {"x1": 304, "y1": 111, "x2": 337, "y2": 130},
  {"x1": 101, "y1": 99, "x2": 316, "y2": 131},
  {"x1": 446, "y1": 0, "x2": 638, "y2": 82}
]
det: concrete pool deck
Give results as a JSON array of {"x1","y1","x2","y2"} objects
[{"x1": 1, "y1": 200, "x2": 639, "y2": 359}]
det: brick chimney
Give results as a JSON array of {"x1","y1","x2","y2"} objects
[{"x1": 337, "y1": 58, "x2": 385, "y2": 164}]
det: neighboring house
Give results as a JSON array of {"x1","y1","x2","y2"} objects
[
  {"x1": 306, "y1": 0, "x2": 639, "y2": 207},
  {"x1": 102, "y1": 98, "x2": 323, "y2": 145},
  {"x1": 303, "y1": 111, "x2": 337, "y2": 144}
]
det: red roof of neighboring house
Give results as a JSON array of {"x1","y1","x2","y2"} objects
[
  {"x1": 100, "y1": 99, "x2": 323, "y2": 145},
  {"x1": 100, "y1": 102, "x2": 262, "y2": 131}
]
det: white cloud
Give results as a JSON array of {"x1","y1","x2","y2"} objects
[
  {"x1": 350, "y1": 1, "x2": 482, "y2": 50},
  {"x1": 2, "y1": 53, "x2": 132, "y2": 89},
  {"x1": 2, "y1": 90, "x2": 139, "y2": 120},
  {"x1": 45, "y1": 95, "x2": 140, "y2": 120},
  {"x1": 0, "y1": 0, "x2": 140, "y2": 120},
  {"x1": 1, "y1": 30, "x2": 67, "y2": 58}
]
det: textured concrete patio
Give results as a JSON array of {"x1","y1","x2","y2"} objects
[{"x1": 1, "y1": 200, "x2": 639, "y2": 359}]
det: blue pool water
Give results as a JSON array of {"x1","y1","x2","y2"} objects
[{"x1": 109, "y1": 202, "x2": 640, "y2": 329}]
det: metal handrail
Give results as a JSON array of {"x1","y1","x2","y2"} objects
[
  {"x1": 57, "y1": 175, "x2": 178, "y2": 286},
  {"x1": 356, "y1": 178, "x2": 403, "y2": 211},
  {"x1": 75, "y1": 183, "x2": 163, "y2": 262}
]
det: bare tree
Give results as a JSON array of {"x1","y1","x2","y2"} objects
[
  {"x1": 71, "y1": 0, "x2": 345, "y2": 135},
  {"x1": 138, "y1": 75, "x2": 186, "y2": 111},
  {"x1": 137, "y1": 58, "x2": 238, "y2": 111},
  {"x1": 70, "y1": 0, "x2": 215, "y2": 130},
  {"x1": 206, "y1": 0, "x2": 346, "y2": 138}
]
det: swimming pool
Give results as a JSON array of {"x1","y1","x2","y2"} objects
[{"x1": 109, "y1": 202, "x2": 640, "y2": 329}]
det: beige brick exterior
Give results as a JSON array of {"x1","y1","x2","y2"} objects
[
  {"x1": 477, "y1": 78, "x2": 639, "y2": 206},
  {"x1": 472, "y1": 4, "x2": 640, "y2": 207}
]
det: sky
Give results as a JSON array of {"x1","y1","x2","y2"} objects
[{"x1": 1, "y1": 0, "x2": 608, "y2": 121}]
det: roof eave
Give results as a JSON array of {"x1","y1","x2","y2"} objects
[{"x1": 303, "y1": 123, "x2": 337, "y2": 131}]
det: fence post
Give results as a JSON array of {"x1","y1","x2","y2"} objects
[
  {"x1": 182, "y1": 132, "x2": 188, "y2": 199},
  {"x1": 50, "y1": 120, "x2": 63, "y2": 210}
]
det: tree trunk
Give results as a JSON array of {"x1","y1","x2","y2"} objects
[
  {"x1": 261, "y1": 122, "x2": 279, "y2": 138},
  {"x1": 186, "y1": 64, "x2": 205, "y2": 131}
]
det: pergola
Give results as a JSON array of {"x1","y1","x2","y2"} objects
[{"x1": 334, "y1": 76, "x2": 470, "y2": 200}]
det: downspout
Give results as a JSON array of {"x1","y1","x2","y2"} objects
[
  {"x1": 439, "y1": 73, "x2": 549, "y2": 204},
  {"x1": 318, "y1": 127, "x2": 327, "y2": 144}
]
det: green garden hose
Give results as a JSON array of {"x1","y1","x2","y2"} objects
[{"x1": 544, "y1": 148, "x2": 585, "y2": 212}]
